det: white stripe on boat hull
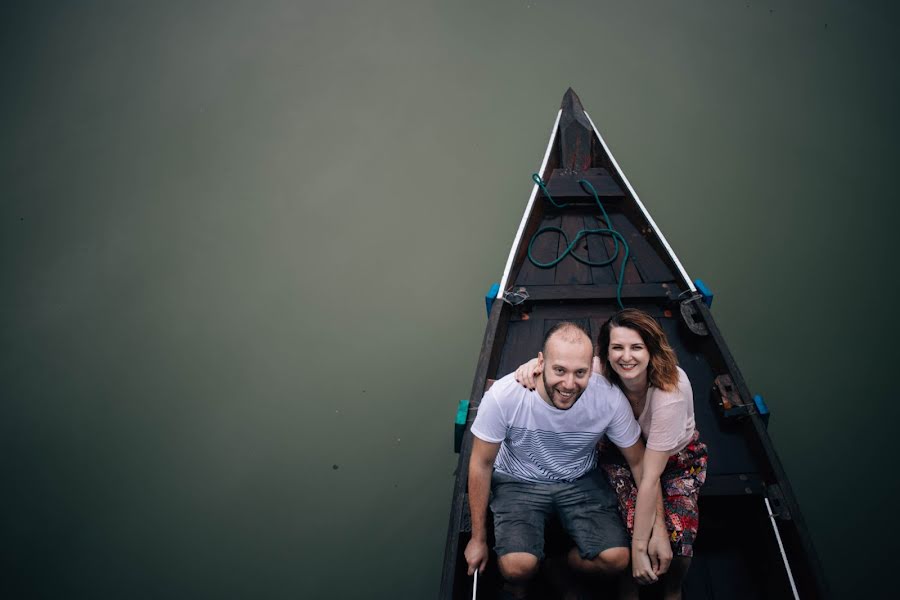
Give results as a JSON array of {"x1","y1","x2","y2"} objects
[
  {"x1": 583, "y1": 111, "x2": 696, "y2": 293},
  {"x1": 497, "y1": 109, "x2": 562, "y2": 298}
]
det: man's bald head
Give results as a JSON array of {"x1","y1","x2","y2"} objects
[
  {"x1": 537, "y1": 322, "x2": 593, "y2": 410},
  {"x1": 541, "y1": 322, "x2": 592, "y2": 354}
]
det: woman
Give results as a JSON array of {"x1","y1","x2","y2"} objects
[{"x1": 515, "y1": 309, "x2": 707, "y2": 600}]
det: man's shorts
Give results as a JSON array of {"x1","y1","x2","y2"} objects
[{"x1": 489, "y1": 469, "x2": 629, "y2": 560}]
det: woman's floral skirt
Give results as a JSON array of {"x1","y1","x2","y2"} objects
[{"x1": 599, "y1": 430, "x2": 708, "y2": 557}]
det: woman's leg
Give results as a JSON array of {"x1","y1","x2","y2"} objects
[
  {"x1": 657, "y1": 435, "x2": 706, "y2": 600},
  {"x1": 662, "y1": 555, "x2": 691, "y2": 600},
  {"x1": 616, "y1": 571, "x2": 640, "y2": 600}
]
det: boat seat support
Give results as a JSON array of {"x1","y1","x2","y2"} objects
[{"x1": 766, "y1": 484, "x2": 793, "y2": 520}]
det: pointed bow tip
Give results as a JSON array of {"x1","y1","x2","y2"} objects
[{"x1": 561, "y1": 87, "x2": 583, "y2": 109}]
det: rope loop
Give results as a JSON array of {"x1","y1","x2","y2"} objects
[
  {"x1": 532, "y1": 173, "x2": 568, "y2": 208},
  {"x1": 527, "y1": 173, "x2": 632, "y2": 309}
]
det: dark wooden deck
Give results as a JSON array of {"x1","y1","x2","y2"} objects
[{"x1": 514, "y1": 209, "x2": 677, "y2": 289}]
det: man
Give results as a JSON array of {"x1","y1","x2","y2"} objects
[{"x1": 464, "y1": 322, "x2": 648, "y2": 598}]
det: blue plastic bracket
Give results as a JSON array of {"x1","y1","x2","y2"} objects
[
  {"x1": 454, "y1": 399, "x2": 470, "y2": 453},
  {"x1": 485, "y1": 282, "x2": 500, "y2": 317},
  {"x1": 753, "y1": 394, "x2": 770, "y2": 427},
  {"x1": 694, "y1": 279, "x2": 714, "y2": 307}
]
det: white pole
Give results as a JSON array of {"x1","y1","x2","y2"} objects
[
  {"x1": 472, "y1": 568, "x2": 478, "y2": 600},
  {"x1": 764, "y1": 497, "x2": 800, "y2": 599}
]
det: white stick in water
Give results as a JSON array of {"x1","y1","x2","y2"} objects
[{"x1": 472, "y1": 568, "x2": 478, "y2": 600}]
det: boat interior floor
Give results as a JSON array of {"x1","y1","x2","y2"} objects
[
  {"x1": 515, "y1": 209, "x2": 677, "y2": 289},
  {"x1": 456, "y1": 495, "x2": 794, "y2": 599}
]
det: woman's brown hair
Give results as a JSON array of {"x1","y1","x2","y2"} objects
[{"x1": 596, "y1": 308, "x2": 679, "y2": 391}]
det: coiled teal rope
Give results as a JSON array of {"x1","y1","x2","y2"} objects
[{"x1": 527, "y1": 175, "x2": 631, "y2": 309}]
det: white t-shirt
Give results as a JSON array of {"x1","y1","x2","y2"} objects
[{"x1": 471, "y1": 373, "x2": 641, "y2": 483}]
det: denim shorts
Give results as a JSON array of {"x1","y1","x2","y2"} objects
[{"x1": 490, "y1": 469, "x2": 629, "y2": 560}]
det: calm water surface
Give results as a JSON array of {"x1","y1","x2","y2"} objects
[{"x1": 2, "y1": 1, "x2": 897, "y2": 597}]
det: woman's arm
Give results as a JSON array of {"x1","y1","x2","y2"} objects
[
  {"x1": 513, "y1": 357, "x2": 540, "y2": 389},
  {"x1": 628, "y1": 448, "x2": 671, "y2": 584}
]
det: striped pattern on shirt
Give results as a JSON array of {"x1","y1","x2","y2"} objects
[{"x1": 495, "y1": 426, "x2": 598, "y2": 483}]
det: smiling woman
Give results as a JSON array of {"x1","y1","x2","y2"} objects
[
  {"x1": 600, "y1": 309, "x2": 679, "y2": 395},
  {"x1": 595, "y1": 308, "x2": 707, "y2": 600}
]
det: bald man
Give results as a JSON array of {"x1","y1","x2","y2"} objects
[{"x1": 464, "y1": 322, "x2": 646, "y2": 598}]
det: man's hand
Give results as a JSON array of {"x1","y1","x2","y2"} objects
[
  {"x1": 466, "y1": 439, "x2": 500, "y2": 577},
  {"x1": 647, "y1": 531, "x2": 673, "y2": 576},
  {"x1": 631, "y1": 544, "x2": 659, "y2": 585},
  {"x1": 464, "y1": 538, "x2": 489, "y2": 576},
  {"x1": 514, "y1": 358, "x2": 540, "y2": 390}
]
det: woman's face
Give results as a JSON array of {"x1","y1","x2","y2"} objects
[{"x1": 607, "y1": 326, "x2": 650, "y2": 385}]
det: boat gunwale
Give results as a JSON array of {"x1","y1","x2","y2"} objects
[
  {"x1": 438, "y1": 300, "x2": 508, "y2": 600},
  {"x1": 496, "y1": 108, "x2": 562, "y2": 298},
  {"x1": 582, "y1": 110, "x2": 696, "y2": 294},
  {"x1": 695, "y1": 300, "x2": 830, "y2": 597}
]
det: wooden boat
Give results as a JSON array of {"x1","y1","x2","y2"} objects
[{"x1": 440, "y1": 89, "x2": 828, "y2": 599}]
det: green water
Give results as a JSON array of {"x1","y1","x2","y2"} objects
[{"x1": 2, "y1": 1, "x2": 897, "y2": 597}]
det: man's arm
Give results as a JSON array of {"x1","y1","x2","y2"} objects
[{"x1": 464, "y1": 437, "x2": 501, "y2": 575}]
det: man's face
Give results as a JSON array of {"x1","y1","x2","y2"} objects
[{"x1": 537, "y1": 335, "x2": 593, "y2": 410}]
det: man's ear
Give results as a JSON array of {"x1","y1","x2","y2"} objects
[{"x1": 537, "y1": 351, "x2": 544, "y2": 368}]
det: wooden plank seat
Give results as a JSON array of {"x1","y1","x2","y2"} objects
[
  {"x1": 544, "y1": 167, "x2": 625, "y2": 201},
  {"x1": 522, "y1": 283, "x2": 676, "y2": 301}
]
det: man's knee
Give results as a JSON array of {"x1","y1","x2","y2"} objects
[
  {"x1": 594, "y1": 546, "x2": 630, "y2": 574},
  {"x1": 498, "y1": 552, "x2": 540, "y2": 582},
  {"x1": 568, "y1": 545, "x2": 629, "y2": 575}
]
